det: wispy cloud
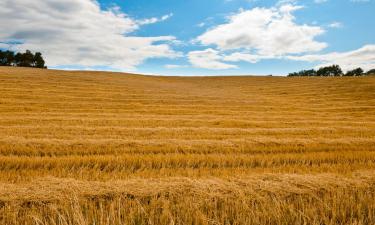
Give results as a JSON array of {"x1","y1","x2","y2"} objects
[
  {"x1": 137, "y1": 13, "x2": 173, "y2": 25},
  {"x1": 328, "y1": 22, "x2": 343, "y2": 28}
]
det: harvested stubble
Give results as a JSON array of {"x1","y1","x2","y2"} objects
[{"x1": 0, "y1": 67, "x2": 375, "y2": 224}]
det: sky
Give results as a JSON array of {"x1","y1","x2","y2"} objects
[{"x1": 0, "y1": 0, "x2": 374, "y2": 76}]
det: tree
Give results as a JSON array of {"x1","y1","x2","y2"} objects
[
  {"x1": 0, "y1": 50, "x2": 14, "y2": 66},
  {"x1": 366, "y1": 69, "x2": 375, "y2": 75},
  {"x1": 0, "y1": 50, "x2": 46, "y2": 68},
  {"x1": 34, "y1": 52, "x2": 46, "y2": 68},
  {"x1": 317, "y1": 65, "x2": 343, "y2": 76},
  {"x1": 303, "y1": 69, "x2": 317, "y2": 76},
  {"x1": 20, "y1": 50, "x2": 35, "y2": 67},
  {"x1": 5, "y1": 51, "x2": 15, "y2": 66},
  {"x1": 345, "y1": 68, "x2": 364, "y2": 76},
  {"x1": 288, "y1": 69, "x2": 316, "y2": 77},
  {"x1": 14, "y1": 52, "x2": 23, "y2": 66},
  {"x1": 0, "y1": 50, "x2": 4, "y2": 66}
]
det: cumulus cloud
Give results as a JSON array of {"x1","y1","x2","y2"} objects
[
  {"x1": 188, "y1": 49, "x2": 237, "y2": 69},
  {"x1": 196, "y1": 4, "x2": 327, "y2": 56},
  {"x1": 0, "y1": 0, "x2": 180, "y2": 71},
  {"x1": 188, "y1": 2, "x2": 375, "y2": 72},
  {"x1": 287, "y1": 45, "x2": 375, "y2": 71},
  {"x1": 187, "y1": 3, "x2": 330, "y2": 70}
]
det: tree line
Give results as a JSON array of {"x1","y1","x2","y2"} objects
[
  {"x1": 0, "y1": 50, "x2": 46, "y2": 68},
  {"x1": 288, "y1": 65, "x2": 375, "y2": 77}
]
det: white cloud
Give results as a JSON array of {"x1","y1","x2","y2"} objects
[
  {"x1": 223, "y1": 52, "x2": 264, "y2": 63},
  {"x1": 137, "y1": 13, "x2": 173, "y2": 25},
  {"x1": 287, "y1": 45, "x2": 375, "y2": 71},
  {"x1": 188, "y1": 48, "x2": 237, "y2": 69},
  {"x1": 188, "y1": 3, "x2": 375, "y2": 73},
  {"x1": 0, "y1": 0, "x2": 180, "y2": 71},
  {"x1": 188, "y1": 3, "x2": 327, "y2": 69},
  {"x1": 328, "y1": 22, "x2": 343, "y2": 28},
  {"x1": 196, "y1": 4, "x2": 326, "y2": 56},
  {"x1": 197, "y1": 22, "x2": 206, "y2": 28},
  {"x1": 165, "y1": 64, "x2": 188, "y2": 69}
]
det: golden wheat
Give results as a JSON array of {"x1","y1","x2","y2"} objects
[{"x1": 1, "y1": 67, "x2": 375, "y2": 224}]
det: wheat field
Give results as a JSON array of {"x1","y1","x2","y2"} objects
[{"x1": 1, "y1": 67, "x2": 375, "y2": 224}]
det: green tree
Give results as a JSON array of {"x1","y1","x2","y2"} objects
[
  {"x1": 345, "y1": 68, "x2": 364, "y2": 76},
  {"x1": 14, "y1": 52, "x2": 23, "y2": 66},
  {"x1": 21, "y1": 50, "x2": 35, "y2": 67},
  {"x1": 0, "y1": 50, "x2": 46, "y2": 68},
  {"x1": 0, "y1": 50, "x2": 4, "y2": 66},
  {"x1": 288, "y1": 69, "x2": 317, "y2": 77},
  {"x1": 366, "y1": 69, "x2": 375, "y2": 75},
  {"x1": 33, "y1": 52, "x2": 46, "y2": 68},
  {"x1": 317, "y1": 65, "x2": 343, "y2": 76},
  {"x1": 6, "y1": 51, "x2": 15, "y2": 66}
]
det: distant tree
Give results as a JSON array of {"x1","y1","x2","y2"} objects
[
  {"x1": 0, "y1": 50, "x2": 4, "y2": 66},
  {"x1": 14, "y1": 52, "x2": 23, "y2": 67},
  {"x1": 345, "y1": 68, "x2": 364, "y2": 76},
  {"x1": 0, "y1": 50, "x2": 46, "y2": 68},
  {"x1": 288, "y1": 72, "x2": 299, "y2": 77},
  {"x1": 288, "y1": 69, "x2": 316, "y2": 77},
  {"x1": 316, "y1": 67, "x2": 328, "y2": 76},
  {"x1": 0, "y1": 50, "x2": 14, "y2": 66},
  {"x1": 5, "y1": 51, "x2": 15, "y2": 66},
  {"x1": 21, "y1": 50, "x2": 35, "y2": 67},
  {"x1": 317, "y1": 65, "x2": 343, "y2": 77},
  {"x1": 34, "y1": 52, "x2": 46, "y2": 68},
  {"x1": 288, "y1": 65, "x2": 374, "y2": 78},
  {"x1": 303, "y1": 69, "x2": 317, "y2": 76},
  {"x1": 366, "y1": 69, "x2": 375, "y2": 75}
]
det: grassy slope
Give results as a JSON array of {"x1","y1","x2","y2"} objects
[{"x1": 1, "y1": 67, "x2": 375, "y2": 224}]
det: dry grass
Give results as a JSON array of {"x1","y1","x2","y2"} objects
[{"x1": 1, "y1": 67, "x2": 375, "y2": 224}]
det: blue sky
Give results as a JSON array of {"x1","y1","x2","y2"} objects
[{"x1": 0, "y1": 0, "x2": 374, "y2": 75}]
